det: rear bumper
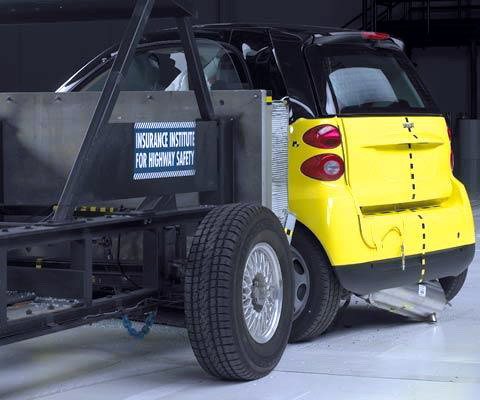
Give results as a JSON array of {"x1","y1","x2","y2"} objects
[{"x1": 334, "y1": 244, "x2": 475, "y2": 295}]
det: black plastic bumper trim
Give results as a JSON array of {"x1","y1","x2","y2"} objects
[{"x1": 334, "y1": 244, "x2": 475, "y2": 295}]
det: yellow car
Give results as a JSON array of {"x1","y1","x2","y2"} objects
[
  {"x1": 286, "y1": 29, "x2": 475, "y2": 341},
  {"x1": 60, "y1": 24, "x2": 475, "y2": 344}
]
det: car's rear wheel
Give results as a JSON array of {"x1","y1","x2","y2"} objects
[
  {"x1": 184, "y1": 204, "x2": 293, "y2": 381},
  {"x1": 291, "y1": 247, "x2": 311, "y2": 321},
  {"x1": 439, "y1": 269, "x2": 468, "y2": 302},
  {"x1": 289, "y1": 228, "x2": 342, "y2": 343}
]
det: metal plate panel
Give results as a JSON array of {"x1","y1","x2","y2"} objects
[
  {"x1": 0, "y1": 90, "x2": 267, "y2": 205},
  {"x1": 75, "y1": 121, "x2": 218, "y2": 202}
]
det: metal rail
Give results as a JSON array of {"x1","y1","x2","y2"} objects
[
  {"x1": 0, "y1": 289, "x2": 158, "y2": 346},
  {"x1": 344, "y1": 0, "x2": 480, "y2": 30},
  {"x1": 0, "y1": 206, "x2": 212, "y2": 345},
  {"x1": 343, "y1": 0, "x2": 403, "y2": 29}
]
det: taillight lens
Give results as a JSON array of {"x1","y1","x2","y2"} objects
[
  {"x1": 303, "y1": 125, "x2": 342, "y2": 149},
  {"x1": 301, "y1": 154, "x2": 345, "y2": 181},
  {"x1": 448, "y1": 127, "x2": 454, "y2": 171},
  {"x1": 361, "y1": 31, "x2": 391, "y2": 40}
]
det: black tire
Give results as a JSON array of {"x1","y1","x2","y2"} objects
[
  {"x1": 184, "y1": 204, "x2": 294, "y2": 381},
  {"x1": 289, "y1": 228, "x2": 342, "y2": 343},
  {"x1": 439, "y1": 269, "x2": 468, "y2": 302}
]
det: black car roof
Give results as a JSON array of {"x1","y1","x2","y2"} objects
[
  {"x1": 57, "y1": 22, "x2": 396, "y2": 93},
  {"x1": 140, "y1": 23, "x2": 357, "y2": 46},
  {"x1": 196, "y1": 23, "x2": 354, "y2": 35}
]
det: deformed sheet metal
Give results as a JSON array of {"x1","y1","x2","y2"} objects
[{"x1": 364, "y1": 281, "x2": 447, "y2": 321}]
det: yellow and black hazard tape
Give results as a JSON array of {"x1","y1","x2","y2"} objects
[
  {"x1": 79, "y1": 206, "x2": 117, "y2": 213},
  {"x1": 419, "y1": 268, "x2": 426, "y2": 283},
  {"x1": 265, "y1": 95, "x2": 273, "y2": 105},
  {"x1": 418, "y1": 214, "x2": 427, "y2": 283},
  {"x1": 285, "y1": 227, "x2": 293, "y2": 240},
  {"x1": 53, "y1": 205, "x2": 117, "y2": 214}
]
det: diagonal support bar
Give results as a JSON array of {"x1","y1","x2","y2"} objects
[
  {"x1": 53, "y1": 0, "x2": 156, "y2": 222},
  {"x1": 177, "y1": 16, "x2": 216, "y2": 121}
]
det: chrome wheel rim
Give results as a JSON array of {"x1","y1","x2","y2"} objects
[
  {"x1": 291, "y1": 247, "x2": 310, "y2": 320},
  {"x1": 242, "y1": 242, "x2": 283, "y2": 344}
]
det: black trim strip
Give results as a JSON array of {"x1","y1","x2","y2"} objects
[{"x1": 334, "y1": 244, "x2": 475, "y2": 295}]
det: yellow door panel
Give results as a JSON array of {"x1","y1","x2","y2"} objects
[
  {"x1": 407, "y1": 116, "x2": 453, "y2": 202},
  {"x1": 340, "y1": 116, "x2": 414, "y2": 207},
  {"x1": 340, "y1": 116, "x2": 452, "y2": 207}
]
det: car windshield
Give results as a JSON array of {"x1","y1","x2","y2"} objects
[
  {"x1": 305, "y1": 44, "x2": 439, "y2": 116},
  {"x1": 80, "y1": 39, "x2": 245, "y2": 92}
]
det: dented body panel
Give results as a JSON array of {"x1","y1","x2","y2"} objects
[{"x1": 289, "y1": 116, "x2": 475, "y2": 292}]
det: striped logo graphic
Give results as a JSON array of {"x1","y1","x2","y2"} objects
[{"x1": 133, "y1": 121, "x2": 196, "y2": 181}]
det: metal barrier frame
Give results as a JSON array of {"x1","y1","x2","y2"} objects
[{"x1": 0, "y1": 0, "x2": 227, "y2": 345}]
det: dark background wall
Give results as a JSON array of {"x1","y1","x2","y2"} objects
[
  {"x1": 0, "y1": 0, "x2": 477, "y2": 115},
  {"x1": 412, "y1": 46, "x2": 479, "y2": 116}
]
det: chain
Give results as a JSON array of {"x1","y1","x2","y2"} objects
[{"x1": 122, "y1": 311, "x2": 157, "y2": 339}]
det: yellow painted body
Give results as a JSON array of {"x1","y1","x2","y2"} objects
[{"x1": 289, "y1": 116, "x2": 475, "y2": 267}]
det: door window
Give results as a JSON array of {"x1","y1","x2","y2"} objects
[
  {"x1": 231, "y1": 29, "x2": 287, "y2": 101},
  {"x1": 80, "y1": 39, "x2": 247, "y2": 92}
]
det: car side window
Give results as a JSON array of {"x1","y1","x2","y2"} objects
[
  {"x1": 80, "y1": 39, "x2": 248, "y2": 92},
  {"x1": 246, "y1": 48, "x2": 287, "y2": 100},
  {"x1": 231, "y1": 30, "x2": 287, "y2": 100}
]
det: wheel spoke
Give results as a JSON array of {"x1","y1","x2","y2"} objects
[
  {"x1": 241, "y1": 243, "x2": 283, "y2": 344},
  {"x1": 291, "y1": 249, "x2": 311, "y2": 320},
  {"x1": 294, "y1": 271, "x2": 308, "y2": 288}
]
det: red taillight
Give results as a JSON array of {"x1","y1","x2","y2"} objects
[
  {"x1": 361, "y1": 31, "x2": 391, "y2": 40},
  {"x1": 303, "y1": 125, "x2": 342, "y2": 149},
  {"x1": 448, "y1": 127, "x2": 454, "y2": 171},
  {"x1": 301, "y1": 154, "x2": 345, "y2": 181}
]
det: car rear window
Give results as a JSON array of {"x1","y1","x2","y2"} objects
[{"x1": 305, "y1": 44, "x2": 440, "y2": 116}]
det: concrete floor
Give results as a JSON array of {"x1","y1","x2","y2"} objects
[{"x1": 2, "y1": 212, "x2": 480, "y2": 400}]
